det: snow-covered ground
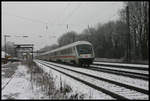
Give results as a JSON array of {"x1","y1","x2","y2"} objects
[
  {"x1": 2, "y1": 62, "x2": 11, "y2": 67},
  {"x1": 2, "y1": 60, "x2": 148, "y2": 99},
  {"x1": 2, "y1": 62, "x2": 46, "y2": 99},
  {"x1": 3, "y1": 61, "x2": 105, "y2": 99},
  {"x1": 35, "y1": 60, "x2": 149, "y2": 100},
  {"x1": 39, "y1": 60, "x2": 149, "y2": 91},
  {"x1": 35, "y1": 60, "x2": 114, "y2": 99}
]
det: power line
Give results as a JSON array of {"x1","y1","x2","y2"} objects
[
  {"x1": 3, "y1": 12, "x2": 50, "y2": 34},
  {"x1": 63, "y1": 3, "x2": 82, "y2": 24},
  {"x1": 3, "y1": 5, "x2": 118, "y2": 36},
  {"x1": 50, "y1": 3, "x2": 71, "y2": 34},
  {"x1": 61, "y1": 3, "x2": 82, "y2": 32},
  {"x1": 3, "y1": 11, "x2": 85, "y2": 27},
  {"x1": 53, "y1": 3, "x2": 71, "y2": 24},
  {"x1": 3, "y1": 12, "x2": 48, "y2": 24}
]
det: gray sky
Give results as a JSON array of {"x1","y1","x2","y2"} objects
[{"x1": 2, "y1": 2, "x2": 124, "y2": 50}]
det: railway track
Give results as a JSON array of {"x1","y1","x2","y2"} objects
[
  {"x1": 93, "y1": 62, "x2": 148, "y2": 71},
  {"x1": 37, "y1": 60, "x2": 149, "y2": 88},
  {"x1": 34, "y1": 59, "x2": 149, "y2": 100},
  {"x1": 89, "y1": 65, "x2": 149, "y2": 81},
  {"x1": 2, "y1": 72, "x2": 16, "y2": 91},
  {"x1": 91, "y1": 64, "x2": 148, "y2": 75},
  {"x1": 1, "y1": 62, "x2": 20, "y2": 91},
  {"x1": 44, "y1": 60, "x2": 148, "y2": 80}
]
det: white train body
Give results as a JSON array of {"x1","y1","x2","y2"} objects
[{"x1": 36, "y1": 41, "x2": 95, "y2": 66}]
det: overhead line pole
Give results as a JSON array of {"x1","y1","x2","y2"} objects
[
  {"x1": 4, "y1": 35, "x2": 6, "y2": 59},
  {"x1": 4, "y1": 35, "x2": 11, "y2": 59},
  {"x1": 126, "y1": 6, "x2": 131, "y2": 62}
]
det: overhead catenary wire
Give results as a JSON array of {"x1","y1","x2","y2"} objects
[
  {"x1": 3, "y1": 12, "x2": 48, "y2": 24},
  {"x1": 63, "y1": 3, "x2": 82, "y2": 24},
  {"x1": 3, "y1": 7, "x2": 84, "y2": 28},
  {"x1": 3, "y1": 2, "x2": 119, "y2": 27},
  {"x1": 52, "y1": 3, "x2": 71, "y2": 25},
  {"x1": 3, "y1": 3, "x2": 119, "y2": 35},
  {"x1": 50, "y1": 3, "x2": 71, "y2": 35},
  {"x1": 3, "y1": 11, "x2": 118, "y2": 32},
  {"x1": 3, "y1": 12, "x2": 50, "y2": 32},
  {"x1": 63, "y1": 3, "x2": 82, "y2": 32}
]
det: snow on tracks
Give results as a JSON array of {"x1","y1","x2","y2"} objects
[{"x1": 34, "y1": 60, "x2": 149, "y2": 100}]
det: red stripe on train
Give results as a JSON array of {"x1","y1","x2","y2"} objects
[{"x1": 50, "y1": 56, "x2": 76, "y2": 58}]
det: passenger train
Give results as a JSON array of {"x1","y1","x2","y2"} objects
[{"x1": 36, "y1": 41, "x2": 95, "y2": 67}]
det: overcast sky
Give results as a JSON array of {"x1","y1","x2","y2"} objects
[{"x1": 2, "y1": 2, "x2": 124, "y2": 50}]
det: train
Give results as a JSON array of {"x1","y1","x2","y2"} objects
[{"x1": 36, "y1": 41, "x2": 95, "y2": 67}]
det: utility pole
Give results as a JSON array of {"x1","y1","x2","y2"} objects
[
  {"x1": 46, "y1": 24, "x2": 48, "y2": 31},
  {"x1": 87, "y1": 24, "x2": 91, "y2": 42},
  {"x1": 126, "y1": 6, "x2": 131, "y2": 62},
  {"x1": 32, "y1": 44, "x2": 34, "y2": 60},
  {"x1": 67, "y1": 24, "x2": 69, "y2": 32},
  {"x1": 4, "y1": 35, "x2": 10, "y2": 58},
  {"x1": 88, "y1": 24, "x2": 90, "y2": 30},
  {"x1": 4, "y1": 35, "x2": 6, "y2": 58},
  {"x1": 73, "y1": 34, "x2": 75, "y2": 42},
  {"x1": 88, "y1": 24, "x2": 92, "y2": 34},
  {"x1": 37, "y1": 50, "x2": 38, "y2": 56}
]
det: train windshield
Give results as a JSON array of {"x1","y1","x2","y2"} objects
[{"x1": 76, "y1": 44, "x2": 93, "y2": 55}]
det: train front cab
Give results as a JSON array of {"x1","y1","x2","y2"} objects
[{"x1": 75, "y1": 44, "x2": 95, "y2": 67}]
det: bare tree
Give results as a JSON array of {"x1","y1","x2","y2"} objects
[{"x1": 58, "y1": 31, "x2": 78, "y2": 47}]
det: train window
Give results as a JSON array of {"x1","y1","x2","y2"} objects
[
  {"x1": 59, "y1": 51, "x2": 61, "y2": 55},
  {"x1": 65, "y1": 49, "x2": 67, "y2": 54},
  {"x1": 70, "y1": 48, "x2": 72, "y2": 53},
  {"x1": 69, "y1": 48, "x2": 71, "y2": 54},
  {"x1": 62, "y1": 50, "x2": 65, "y2": 55},
  {"x1": 76, "y1": 44, "x2": 93, "y2": 55},
  {"x1": 73, "y1": 47, "x2": 76, "y2": 52},
  {"x1": 60, "y1": 50, "x2": 63, "y2": 54},
  {"x1": 56, "y1": 51, "x2": 58, "y2": 55},
  {"x1": 58, "y1": 51, "x2": 61, "y2": 55},
  {"x1": 64, "y1": 49, "x2": 67, "y2": 54},
  {"x1": 67, "y1": 48, "x2": 69, "y2": 54},
  {"x1": 68, "y1": 48, "x2": 70, "y2": 54},
  {"x1": 72, "y1": 47, "x2": 75, "y2": 54},
  {"x1": 61, "y1": 50, "x2": 64, "y2": 55},
  {"x1": 63, "y1": 49, "x2": 65, "y2": 54},
  {"x1": 67, "y1": 48, "x2": 70, "y2": 54}
]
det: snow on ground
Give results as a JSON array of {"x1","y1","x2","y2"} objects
[
  {"x1": 41, "y1": 60, "x2": 149, "y2": 91},
  {"x1": 2, "y1": 63, "x2": 46, "y2": 99},
  {"x1": 93, "y1": 62, "x2": 149, "y2": 68},
  {"x1": 35, "y1": 60, "x2": 114, "y2": 99},
  {"x1": 2, "y1": 62, "x2": 11, "y2": 67},
  {"x1": 1, "y1": 62, "x2": 19, "y2": 89},
  {"x1": 35, "y1": 60, "x2": 149, "y2": 100},
  {"x1": 2, "y1": 78, "x2": 10, "y2": 90}
]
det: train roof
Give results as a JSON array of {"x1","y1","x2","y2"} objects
[{"x1": 40, "y1": 41, "x2": 92, "y2": 56}]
